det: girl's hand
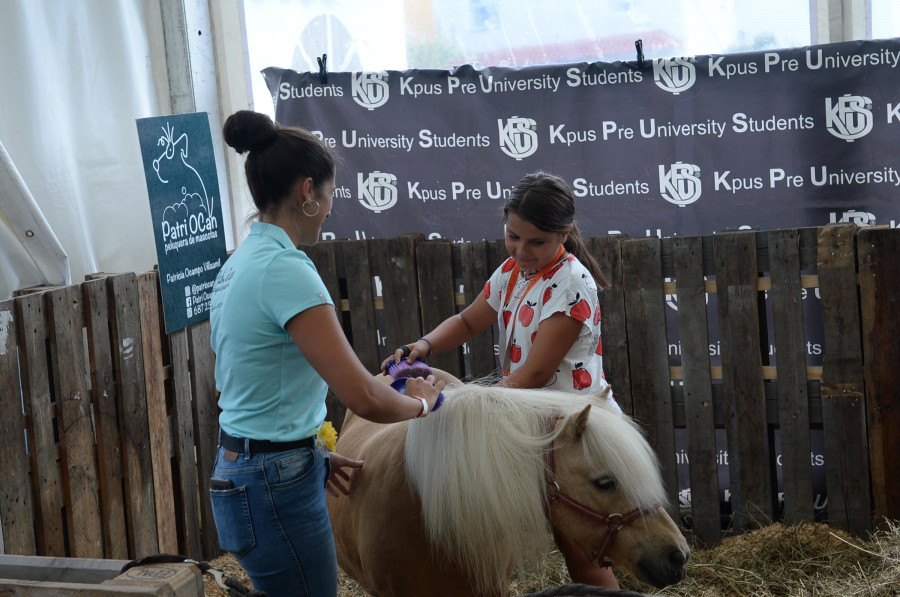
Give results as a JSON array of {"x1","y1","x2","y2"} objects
[
  {"x1": 326, "y1": 452, "x2": 363, "y2": 497},
  {"x1": 381, "y1": 339, "x2": 430, "y2": 371}
]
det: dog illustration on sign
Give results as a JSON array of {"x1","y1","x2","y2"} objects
[{"x1": 153, "y1": 122, "x2": 217, "y2": 247}]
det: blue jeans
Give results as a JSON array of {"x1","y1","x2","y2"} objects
[{"x1": 209, "y1": 443, "x2": 336, "y2": 597}]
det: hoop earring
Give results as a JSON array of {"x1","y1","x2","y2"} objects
[{"x1": 302, "y1": 200, "x2": 320, "y2": 217}]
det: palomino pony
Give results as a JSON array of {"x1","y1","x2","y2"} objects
[{"x1": 327, "y1": 370, "x2": 689, "y2": 596}]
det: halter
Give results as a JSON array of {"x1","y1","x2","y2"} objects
[{"x1": 544, "y1": 424, "x2": 653, "y2": 568}]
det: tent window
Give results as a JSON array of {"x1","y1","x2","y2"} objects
[
  {"x1": 242, "y1": 1, "x2": 896, "y2": 119},
  {"x1": 872, "y1": 0, "x2": 900, "y2": 39}
]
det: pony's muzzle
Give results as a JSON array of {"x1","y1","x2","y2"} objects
[{"x1": 636, "y1": 544, "x2": 690, "y2": 588}]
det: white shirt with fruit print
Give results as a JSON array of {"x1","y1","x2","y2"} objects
[{"x1": 484, "y1": 253, "x2": 616, "y2": 406}]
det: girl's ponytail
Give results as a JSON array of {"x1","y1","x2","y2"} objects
[{"x1": 564, "y1": 223, "x2": 610, "y2": 290}]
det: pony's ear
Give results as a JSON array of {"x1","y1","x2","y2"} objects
[
  {"x1": 596, "y1": 385, "x2": 611, "y2": 401},
  {"x1": 573, "y1": 405, "x2": 592, "y2": 438}
]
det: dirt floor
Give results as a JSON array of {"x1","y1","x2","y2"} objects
[{"x1": 203, "y1": 520, "x2": 900, "y2": 596}]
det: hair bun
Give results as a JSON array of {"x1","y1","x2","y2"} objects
[{"x1": 223, "y1": 110, "x2": 278, "y2": 154}]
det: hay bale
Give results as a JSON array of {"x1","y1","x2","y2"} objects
[{"x1": 623, "y1": 520, "x2": 900, "y2": 597}]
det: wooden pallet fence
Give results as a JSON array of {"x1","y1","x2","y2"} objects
[
  {"x1": 305, "y1": 224, "x2": 896, "y2": 548},
  {"x1": 1, "y1": 224, "x2": 897, "y2": 558},
  {"x1": 0, "y1": 272, "x2": 219, "y2": 561}
]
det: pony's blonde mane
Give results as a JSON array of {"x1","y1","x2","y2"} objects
[{"x1": 404, "y1": 384, "x2": 666, "y2": 593}]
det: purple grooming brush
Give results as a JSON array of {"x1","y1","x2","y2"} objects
[
  {"x1": 385, "y1": 358, "x2": 434, "y2": 381},
  {"x1": 391, "y1": 365, "x2": 444, "y2": 412}
]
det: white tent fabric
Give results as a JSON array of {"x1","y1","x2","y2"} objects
[
  {"x1": 0, "y1": 140, "x2": 69, "y2": 292},
  {"x1": 0, "y1": 0, "x2": 164, "y2": 299}
]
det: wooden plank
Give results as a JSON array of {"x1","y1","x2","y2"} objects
[
  {"x1": 816, "y1": 224, "x2": 870, "y2": 535},
  {"x1": 187, "y1": 319, "x2": 220, "y2": 559},
  {"x1": 588, "y1": 235, "x2": 631, "y2": 413},
  {"x1": 82, "y1": 279, "x2": 128, "y2": 559},
  {"x1": 672, "y1": 236, "x2": 719, "y2": 547},
  {"x1": 370, "y1": 235, "x2": 423, "y2": 356},
  {"x1": 45, "y1": 286, "x2": 103, "y2": 558},
  {"x1": 486, "y1": 238, "x2": 507, "y2": 277},
  {"x1": 713, "y1": 231, "x2": 772, "y2": 530},
  {"x1": 671, "y1": 382, "x2": 823, "y2": 431},
  {"x1": 768, "y1": 229, "x2": 814, "y2": 524},
  {"x1": 857, "y1": 226, "x2": 900, "y2": 522},
  {"x1": 341, "y1": 240, "x2": 379, "y2": 375},
  {"x1": 661, "y1": 230, "x2": 819, "y2": 280},
  {"x1": 0, "y1": 554, "x2": 200, "y2": 594},
  {"x1": 416, "y1": 240, "x2": 463, "y2": 378},
  {"x1": 107, "y1": 273, "x2": 158, "y2": 558},
  {"x1": 620, "y1": 237, "x2": 678, "y2": 510},
  {"x1": 797, "y1": 227, "x2": 821, "y2": 271},
  {"x1": 168, "y1": 329, "x2": 202, "y2": 559},
  {"x1": 459, "y1": 241, "x2": 495, "y2": 380},
  {"x1": 11, "y1": 285, "x2": 63, "y2": 297},
  {"x1": 0, "y1": 300, "x2": 37, "y2": 555},
  {"x1": 14, "y1": 293, "x2": 66, "y2": 556},
  {"x1": 0, "y1": 554, "x2": 125, "y2": 584},
  {"x1": 136, "y1": 273, "x2": 178, "y2": 554},
  {"x1": 669, "y1": 365, "x2": 822, "y2": 381},
  {"x1": 303, "y1": 242, "x2": 348, "y2": 429},
  {"x1": 304, "y1": 241, "x2": 341, "y2": 307},
  {"x1": 328, "y1": 240, "x2": 373, "y2": 431}
]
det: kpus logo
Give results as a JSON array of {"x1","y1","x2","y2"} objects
[
  {"x1": 653, "y1": 58, "x2": 696, "y2": 95},
  {"x1": 352, "y1": 72, "x2": 390, "y2": 110},
  {"x1": 659, "y1": 162, "x2": 702, "y2": 206},
  {"x1": 829, "y1": 209, "x2": 876, "y2": 226},
  {"x1": 498, "y1": 116, "x2": 538, "y2": 160},
  {"x1": 825, "y1": 95, "x2": 872, "y2": 141},
  {"x1": 358, "y1": 171, "x2": 398, "y2": 213}
]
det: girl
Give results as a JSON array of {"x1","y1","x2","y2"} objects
[{"x1": 387, "y1": 170, "x2": 620, "y2": 588}]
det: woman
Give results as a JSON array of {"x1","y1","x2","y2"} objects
[
  {"x1": 386, "y1": 171, "x2": 620, "y2": 588},
  {"x1": 210, "y1": 110, "x2": 444, "y2": 597}
]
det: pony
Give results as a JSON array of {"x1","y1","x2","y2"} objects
[{"x1": 327, "y1": 370, "x2": 690, "y2": 597}]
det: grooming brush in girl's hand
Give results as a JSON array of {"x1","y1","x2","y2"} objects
[
  {"x1": 385, "y1": 358, "x2": 435, "y2": 381},
  {"x1": 386, "y1": 359, "x2": 445, "y2": 412}
]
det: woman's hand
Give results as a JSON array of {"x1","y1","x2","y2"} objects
[
  {"x1": 325, "y1": 452, "x2": 363, "y2": 497},
  {"x1": 404, "y1": 374, "x2": 446, "y2": 413},
  {"x1": 381, "y1": 339, "x2": 431, "y2": 371}
]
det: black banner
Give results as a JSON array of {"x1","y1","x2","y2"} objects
[{"x1": 264, "y1": 38, "x2": 900, "y2": 243}]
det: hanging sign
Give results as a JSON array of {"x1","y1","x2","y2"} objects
[{"x1": 136, "y1": 112, "x2": 227, "y2": 333}]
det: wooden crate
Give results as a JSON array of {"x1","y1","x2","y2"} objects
[{"x1": 0, "y1": 554, "x2": 202, "y2": 595}]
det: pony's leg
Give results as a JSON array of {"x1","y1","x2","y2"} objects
[{"x1": 552, "y1": 528, "x2": 620, "y2": 589}]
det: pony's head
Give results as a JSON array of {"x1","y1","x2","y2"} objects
[
  {"x1": 549, "y1": 401, "x2": 690, "y2": 587},
  {"x1": 404, "y1": 384, "x2": 689, "y2": 592}
]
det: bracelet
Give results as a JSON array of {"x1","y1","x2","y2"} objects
[
  {"x1": 418, "y1": 337, "x2": 432, "y2": 356},
  {"x1": 411, "y1": 395, "x2": 429, "y2": 418}
]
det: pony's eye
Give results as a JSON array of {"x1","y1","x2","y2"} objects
[{"x1": 591, "y1": 475, "x2": 616, "y2": 491}]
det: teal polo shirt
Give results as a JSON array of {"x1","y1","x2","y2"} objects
[{"x1": 210, "y1": 222, "x2": 332, "y2": 441}]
